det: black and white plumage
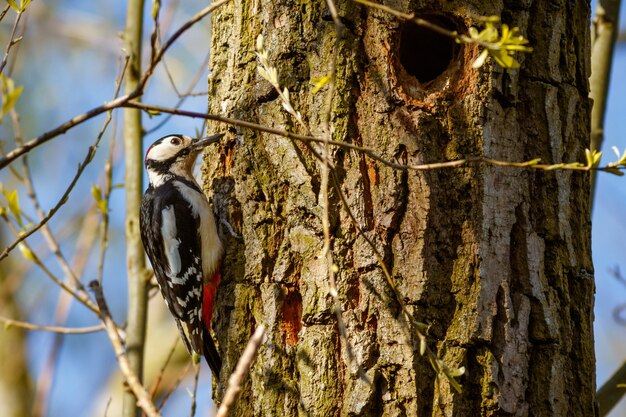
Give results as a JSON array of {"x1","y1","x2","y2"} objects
[{"x1": 140, "y1": 133, "x2": 224, "y2": 378}]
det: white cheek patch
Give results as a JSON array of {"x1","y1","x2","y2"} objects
[
  {"x1": 161, "y1": 205, "x2": 181, "y2": 275},
  {"x1": 148, "y1": 140, "x2": 181, "y2": 161}
]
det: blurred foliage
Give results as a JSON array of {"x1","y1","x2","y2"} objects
[{"x1": 0, "y1": 1, "x2": 216, "y2": 416}]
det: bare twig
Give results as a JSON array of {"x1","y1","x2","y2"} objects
[
  {"x1": 0, "y1": 7, "x2": 24, "y2": 76},
  {"x1": 0, "y1": 5, "x2": 11, "y2": 23},
  {"x1": 319, "y1": 0, "x2": 360, "y2": 370},
  {"x1": 122, "y1": 102, "x2": 625, "y2": 176},
  {"x1": 598, "y1": 359, "x2": 626, "y2": 416},
  {"x1": 0, "y1": 93, "x2": 136, "y2": 170},
  {"x1": 354, "y1": 0, "x2": 491, "y2": 48},
  {"x1": 589, "y1": 0, "x2": 622, "y2": 201},
  {"x1": 146, "y1": 50, "x2": 211, "y2": 134},
  {"x1": 0, "y1": 63, "x2": 124, "y2": 262},
  {"x1": 148, "y1": 337, "x2": 180, "y2": 399},
  {"x1": 215, "y1": 325, "x2": 266, "y2": 417},
  {"x1": 0, "y1": 0, "x2": 232, "y2": 170},
  {"x1": 157, "y1": 362, "x2": 192, "y2": 412},
  {"x1": 31, "y1": 209, "x2": 101, "y2": 417},
  {"x1": 188, "y1": 364, "x2": 201, "y2": 417},
  {"x1": 1, "y1": 215, "x2": 99, "y2": 314},
  {"x1": 89, "y1": 281, "x2": 162, "y2": 417},
  {"x1": 96, "y1": 122, "x2": 117, "y2": 284},
  {"x1": 0, "y1": 316, "x2": 104, "y2": 334}
]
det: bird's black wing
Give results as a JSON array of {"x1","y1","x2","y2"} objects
[{"x1": 140, "y1": 182, "x2": 204, "y2": 352}]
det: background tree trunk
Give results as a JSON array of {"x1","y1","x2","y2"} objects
[
  {"x1": 0, "y1": 260, "x2": 31, "y2": 417},
  {"x1": 204, "y1": 1, "x2": 596, "y2": 416}
]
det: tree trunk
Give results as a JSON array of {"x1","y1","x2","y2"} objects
[
  {"x1": 0, "y1": 259, "x2": 31, "y2": 417},
  {"x1": 204, "y1": 1, "x2": 596, "y2": 416}
]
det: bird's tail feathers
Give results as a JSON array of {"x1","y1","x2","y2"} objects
[{"x1": 202, "y1": 326, "x2": 222, "y2": 380}]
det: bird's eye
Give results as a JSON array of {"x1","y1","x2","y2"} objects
[{"x1": 170, "y1": 137, "x2": 182, "y2": 146}]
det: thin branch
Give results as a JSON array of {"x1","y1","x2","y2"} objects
[
  {"x1": 0, "y1": 316, "x2": 104, "y2": 334},
  {"x1": 145, "y1": 0, "x2": 230, "y2": 75},
  {"x1": 97, "y1": 57, "x2": 128, "y2": 285},
  {"x1": 12, "y1": 113, "x2": 83, "y2": 291},
  {"x1": 0, "y1": 8, "x2": 24, "y2": 76},
  {"x1": 31, "y1": 208, "x2": 101, "y2": 417},
  {"x1": 0, "y1": 92, "x2": 136, "y2": 170},
  {"x1": 157, "y1": 362, "x2": 192, "y2": 412},
  {"x1": 589, "y1": 0, "x2": 622, "y2": 202},
  {"x1": 0, "y1": 0, "x2": 232, "y2": 171},
  {"x1": 215, "y1": 325, "x2": 266, "y2": 417},
  {"x1": 0, "y1": 5, "x2": 11, "y2": 23},
  {"x1": 329, "y1": 168, "x2": 463, "y2": 391},
  {"x1": 148, "y1": 337, "x2": 180, "y2": 399},
  {"x1": 318, "y1": 0, "x2": 361, "y2": 372},
  {"x1": 146, "y1": 50, "x2": 211, "y2": 134},
  {"x1": 1, "y1": 215, "x2": 100, "y2": 314},
  {"x1": 598, "y1": 359, "x2": 626, "y2": 416},
  {"x1": 188, "y1": 364, "x2": 200, "y2": 417},
  {"x1": 89, "y1": 281, "x2": 162, "y2": 417},
  {"x1": 123, "y1": 102, "x2": 625, "y2": 175},
  {"x1": 0, "y1": 70, "x2": 123, "y2": 262},
  {"x1": 354, "y1": 0, "x2": 491, "y2": 48},
  {"x1": 96, "y1": 120, "x2": 117, "y2": 284}
]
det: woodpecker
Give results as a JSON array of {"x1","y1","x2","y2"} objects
[{"x1": 140, "y1": 133, "x2": 224, "y2": 379}]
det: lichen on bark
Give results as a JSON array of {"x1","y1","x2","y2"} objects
[{"x1": 203, "y1": 1, "x2": 596, "y2": 416}]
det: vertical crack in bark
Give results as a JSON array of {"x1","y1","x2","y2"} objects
[{"x1": 205, "y1": 1, "x2": 594, "y2": 416}]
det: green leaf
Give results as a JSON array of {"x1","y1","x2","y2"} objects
[
  {"x1": 19, "y1": 0, "x2": 31, "y2": 12},
  {"x1": 91, "y1": 184, "x2": 107, "y2": 215},
  {"x1": 523, "y1": 158, "x2": 542, "y2": 166},
  {"x1": 467, "y1": 19, "x2": 532, "y2": 70},
  {"x1": 257, "y1": 66, "x2": 271, "y2": 82},
  {"x1": 448, "y1": 366, "x2": 466, "y2": 377},
  {"x1": 18, "y1": 242, "x2": 35, "y2": 261},
  {"x1": 604, "y1": 167, "x2": 624, "y2": 176},
  {"x1": 5, "y1": 0, "x2": 18, "y2": 11},
  {"x1": 0, "y1": 74, "x2": 23, "y2": 121},
  {"x1": 446, "y1": 372, "x2": 463, "y2": 393},
  {"x1": 151, "y1": 0, "x2": 160, "y2": 19},
  {"x1": 585, "y1": 149, "x2": 602, "y2": 168},
  {"x1": 3, "y1": 188, "x2": 22, "y2": 227},
  {"x1": 472, "y1": 50, "x2": 489, "y2": 69},
  {"x1": 419, "y1": 336, "x2": 426, "y2": 356},
  {"x1": 610, "y1": 146, "x2": 626, "y2": 165},
  {"x1": 311, "y1": 75, "x2": 330, "y2": 94}
]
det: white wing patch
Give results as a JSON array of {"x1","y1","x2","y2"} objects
[
  {"x1": 160, "y1": 205, "x2": 181, "y2": 275},
  {"x1": 173, "y1": 181, "x2": 223, "y2": 277}
]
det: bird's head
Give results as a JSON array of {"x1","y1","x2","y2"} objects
[{"x1": 144, "y1": 133, "x2": 223, "y2": 186}]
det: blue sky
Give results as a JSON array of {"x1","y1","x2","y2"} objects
[
  {"x1": 0, "y1": 1, "x2": 625, "y2": 416},
  {"x1": 592, "y1": 28, "x2": 626, "y2": 417}
]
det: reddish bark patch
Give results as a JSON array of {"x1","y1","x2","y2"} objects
[
  {"x1": 281, "y1": 288, "x2": 302, "y2": 347},
  {"x1": 224, "y1": 142, "x2": 236, "y2": 175}
]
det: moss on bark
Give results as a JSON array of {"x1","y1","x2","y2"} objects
[{"x1": 204, "y1": 1, "x2": 595, "y2": 416}]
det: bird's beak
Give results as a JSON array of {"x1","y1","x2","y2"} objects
[{"x1": 191, "y1": 133, "x2": 224, "y2": 150}]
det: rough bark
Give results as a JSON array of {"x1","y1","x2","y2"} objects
[{"x1": 204, "y1": 1, "x2": 595, "y2": 416}]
